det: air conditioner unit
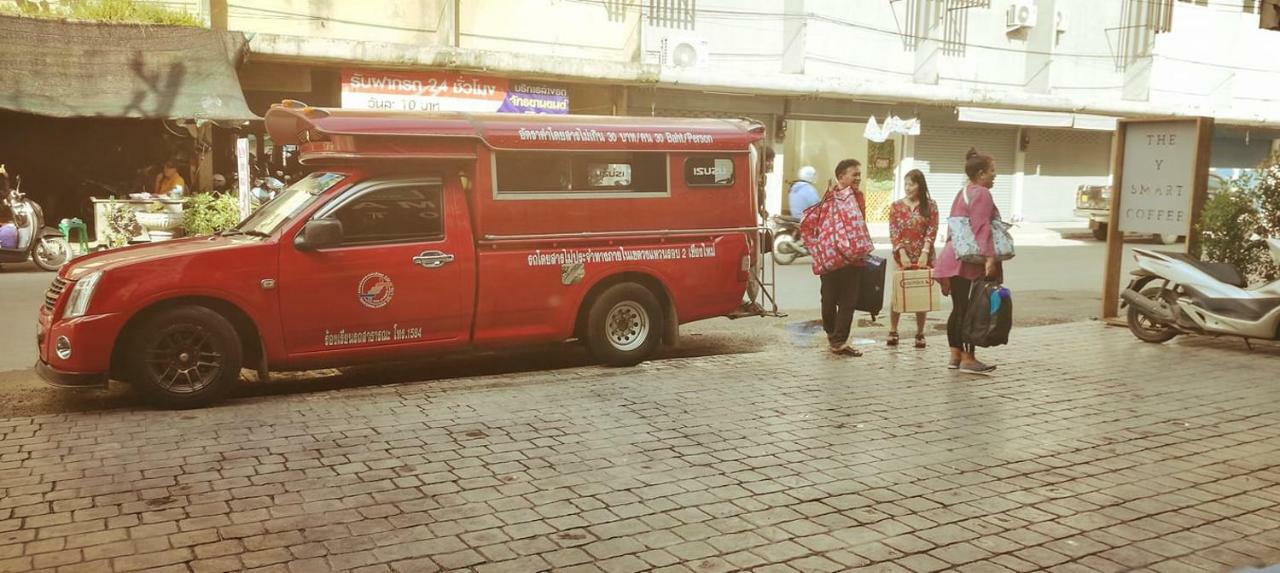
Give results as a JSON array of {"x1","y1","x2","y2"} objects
[
  {"x1": 657, "y1": 32, "x2": 710, "y2": 69},
  {"x1": 1006, "y1": 0, "x2": 1038, "y2": 31}
]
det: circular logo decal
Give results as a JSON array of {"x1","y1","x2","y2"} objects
[{"x1": 357, "y1": 272, "x2": 394, "y2": 309}]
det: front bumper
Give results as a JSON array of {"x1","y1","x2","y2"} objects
[
  {"x1": 1073, "y1": 209, "x2": 1109, "y2": 223},
  {"x1": 35, "y1": 359, "x2": 107, "y2": 389},
  {"x1": 36, "y1": 309, "x2": 125, "y2": 384}
]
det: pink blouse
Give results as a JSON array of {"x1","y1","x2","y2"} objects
[{"x1": 933, "y1": 184, "x2": 1002, "y2": 282}]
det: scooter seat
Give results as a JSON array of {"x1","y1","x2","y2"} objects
[{"x1": 1161, "y1": 252, "x2": 1247, "y2": 288}]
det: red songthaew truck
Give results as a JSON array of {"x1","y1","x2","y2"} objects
[{"x1": 36, "y1": 102, "x2": 774, "y2": 407}]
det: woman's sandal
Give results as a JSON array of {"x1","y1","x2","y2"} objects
[
  {"x1": 959, "y1": 361, "x2": 997, "y2": 374},
  {"x1": 914, "y1": 334, "x2": 926, "y2": 349},
  {"x1": 830, "y1": 344, "x2": 864, "y2": 357},
  {"x1": 887, "y1": 332, "x2": 900, "y2": 347}
]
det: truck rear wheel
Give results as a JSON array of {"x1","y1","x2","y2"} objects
[
  {"x1": 585, "y1": 283, "x2": 664, "y2": 366},
  {"x1": 1091, "y1": 223, "x2": 1108, "y2": 241},
  {"x1": 126, "y1": 306, "x2": 242, "y2": 408}
]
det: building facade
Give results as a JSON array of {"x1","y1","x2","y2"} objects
[{"x1": 146, "y1": 0, "x2": 1280, "y2": 220}]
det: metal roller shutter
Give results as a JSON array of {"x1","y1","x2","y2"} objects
[
  {"x1": 1023, "y1": 129, "x2": 1113, "y2": 222},
  {"x1": 914, "y1": 126, "x2": 1016, "y2": 214}
]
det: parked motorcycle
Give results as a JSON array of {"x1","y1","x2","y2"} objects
[
  {"x1": 770, "y1": 214, "x2": 809, "y2": 265},
  {"x1": 0, "y1": 168, "x2": 71, "y2": 272},
  {"x1": 1120, "y1": 238, "x2": 1280, "y2": 344}
]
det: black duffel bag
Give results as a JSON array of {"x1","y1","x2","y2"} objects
[{"x1": 964, "y1": 279, "x2": 1012, "y2": 347}]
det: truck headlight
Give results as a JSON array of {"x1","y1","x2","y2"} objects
[{"x1": 63, "y1": 271, "x2": 102, "y2": 319}]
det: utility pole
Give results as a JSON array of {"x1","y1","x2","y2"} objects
[
  {"x1": 1263, "y1": 0, "x2": 1280, "y2": 30},
  {"x1": 202, "y1": 0, "x2": 228, "y2": 30}
]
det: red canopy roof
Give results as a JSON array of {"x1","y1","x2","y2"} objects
[{"x1": 265, "y1": 103, "x2": 765, "y2": 153}]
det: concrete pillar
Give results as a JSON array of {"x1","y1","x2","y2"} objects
[
  {"x1": 781, "y1": 0, "x2": 807, "y2": 74},
  {"x1": 1013, "y1": 127, "x2": 1027, "y2": 222}
]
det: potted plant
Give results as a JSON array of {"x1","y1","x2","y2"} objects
[
  {"x1": 103, "y1": 202, "x2": 142, "y2": 249},
  {"x1": 134, "y1": 200, "x2": 185, "y2": 241}
]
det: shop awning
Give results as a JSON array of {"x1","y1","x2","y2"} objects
[
  {"x1": 0, "y1": 15, "x2": 257, "y2": 121},
  {"x1": 957, "y1": 106, "x2": 1118, "y2": 131}
]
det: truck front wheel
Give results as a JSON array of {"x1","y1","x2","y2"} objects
[
  {"x1": 126, "y1": 306, "x2": 243, "y2": 408},
  {"x1": 585, "y1": 283, "x2": 665, "y2": 366}
]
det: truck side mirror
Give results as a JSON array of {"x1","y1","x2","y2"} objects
[{"x1": 294, "y1": 219, "x2": 343, "y2": 251}]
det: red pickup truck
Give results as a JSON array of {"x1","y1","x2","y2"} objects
[{"x1": 36, "y1": 103, "x2": 770, "y2": 407}]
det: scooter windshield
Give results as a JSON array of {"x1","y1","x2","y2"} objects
[{"x1": 235, "y1": 172, "x2": 346, "y2": 237}]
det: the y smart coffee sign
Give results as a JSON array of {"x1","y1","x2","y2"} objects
[
  {"x1": 1101, "y1": 116, "x2": 1213, "y2": 320},
  {"x1": 1117, "y1": 120, "x2": 1202, "y2": 237}
]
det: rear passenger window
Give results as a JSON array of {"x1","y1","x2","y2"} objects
[
  {"x1": 495, "y1": 151, "x2": 668, "y2": 195},
  {"x1": 684, "y1": 157, "x2": 735, "y2": 187},
  {"x1": 332, "y1": 185, "x2": 444, "y2": 245}
]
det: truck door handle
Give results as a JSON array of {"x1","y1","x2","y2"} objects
[{"x1": 413, "y1": 251, "x2": 454, "y2": 268}]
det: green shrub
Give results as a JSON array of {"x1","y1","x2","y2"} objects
[
  {"x1": 1198, "y1": 157, "x2": 1280, "y2": 284},
  {"x1": 183, "y1": 193, "x2": 241, "y2": 236}
]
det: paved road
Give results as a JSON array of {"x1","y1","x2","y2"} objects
[
  {"x1": 2, "y1": 323, "x2": 1279, "y2": 572},
  {"x1": 0, "y1": 233, "x2": 1178, "y2": 374},
  {"x1": 0, "y1": 262, "x2": 56, "y2": 372}
]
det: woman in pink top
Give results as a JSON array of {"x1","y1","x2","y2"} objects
[{"x1": 933, "y1": 148, "x2": 1002, "y2": 374}]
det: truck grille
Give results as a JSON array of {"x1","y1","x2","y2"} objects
[{"x1": 44, "y1": 277, "x2": 70, "y2": 312}]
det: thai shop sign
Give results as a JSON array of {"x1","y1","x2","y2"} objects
[{"x1": 341, "y1": 69, "x2": 569, "y2": 114}]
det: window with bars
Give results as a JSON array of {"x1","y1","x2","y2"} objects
[
  {"x1": 901, "y1": 0, "x2": 988, "y2": 56},
  {"x1": 648, "y1": 0, "x2": 696, "y2": 30},
  {"x1": 1114, "y1": 0, "x2": 1173, "y2": 70}
]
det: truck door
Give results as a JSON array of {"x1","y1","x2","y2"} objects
[{"x1": 277, "y1": 176, "x2": 475, "y2": 357}]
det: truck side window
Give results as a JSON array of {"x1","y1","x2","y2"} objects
[
  {"x1": 495, "y1": 151, "x2": 667, "y2": 195},
  {"x1": 332, "y1": 185, "x2": 444, "y2": 246},
  {"x1": 684, "y1": 157, "x2": 736, "y2": 187}
]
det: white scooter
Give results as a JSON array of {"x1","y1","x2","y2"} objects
[
  {"x1": 1, "y1": 168, "x2": 71, "y2": 272},
  {"x1": 769, "y1": 214, "x2": 809, "y2": 265},
  {"x1": 1120, "y1": 238, "x2": 1280, "y2": 345}
]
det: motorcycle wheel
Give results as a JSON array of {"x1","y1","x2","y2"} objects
[
  {"x1": 771, "y1": 234, "x2": 798, "y2": 265},
  {"x1": 33, "y1": 237, "x2": 70, "y2": 272},
  {"x1": 1126, "y1": 286, "x2": 1179, "y2": 344}
]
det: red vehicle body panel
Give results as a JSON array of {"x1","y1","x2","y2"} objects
[{"x1": 36, "y1": 105, "x2": 765, "y2": 386}]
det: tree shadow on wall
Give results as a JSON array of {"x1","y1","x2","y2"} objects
[{"x1": 122, "y1": 52, "x2": 185, "y2": 119}]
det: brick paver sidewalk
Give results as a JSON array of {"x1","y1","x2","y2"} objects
[{"x1": 3, "y1": 322, "x2": 1280, "y2": 573}]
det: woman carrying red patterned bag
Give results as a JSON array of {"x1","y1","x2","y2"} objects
[{"x1": 799, "y1": 159, "x2": 873, "y2": 356}]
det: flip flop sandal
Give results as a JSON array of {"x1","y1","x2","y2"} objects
[
  {"x1": 960, "y1": 362, "x2": 997, "y2": 374},
  {"x1": 831, "y1": 344, "x2": 863, "y2": 357},
  {"x1": 914, "y1": 335, "x2": 927, "y2": 349},
  {"x1": 887, "y1": 332, "x2": 900, "y2": 347},
  {"x1": 948, "y1": 358, "x2": 961, "y2": 369}
]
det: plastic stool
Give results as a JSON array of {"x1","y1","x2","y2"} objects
[{"x1": 59, "y1": 218, "x2": 90, "y2": 255}]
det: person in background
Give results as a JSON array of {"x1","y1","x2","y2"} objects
[
  {"x1": 0, "y1": 209, "x2": 16, "y2": 250},
  {"x1": 212, "y1": 174, "x2": 229, "y2": 193},
  {"x1": 887, "y1": 169, "x2": 939, "y2": 349},
  {"x1": 153, "y1": 160, "x2": 186, "y2": 197},
  {"x1": 818, "y1": 159, "x2": 870, "y2": 357},
  {"x1": 788, "y1": 165, "x2": 821, "y2": 218},
  {"x1": 758, "y1": 147, "x2": 776, "y2": 219},
  {"x1": 933, "y1": 148, "x2": 1002, "y2": 374}
]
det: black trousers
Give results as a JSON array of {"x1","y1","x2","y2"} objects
[
  {"x1": 820, "y1": 265, "x2": 862, "y2": 346},
  {"x1": 947, "y1": 276, "x2": 975, "y2": 353}
]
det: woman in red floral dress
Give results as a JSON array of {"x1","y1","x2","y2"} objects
[{"x1": 887, "y1": 169, "x2": 939, "y2": 348}]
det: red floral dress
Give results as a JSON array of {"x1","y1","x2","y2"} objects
[{"x1": 888, "y1": 198, "x2": 939, "y2": 267}]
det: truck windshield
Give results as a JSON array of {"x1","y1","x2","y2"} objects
[{"x1": 235, "y1": 172, "x2": 346, "y2": 236}]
